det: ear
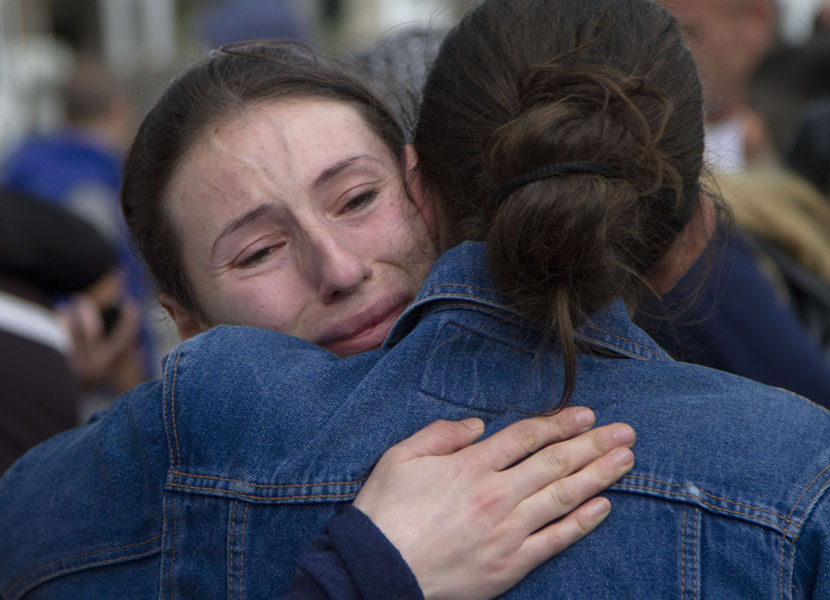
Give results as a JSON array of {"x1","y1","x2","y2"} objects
[
  {"x1": 650, "y1": 192, "x2": 716, "y2": 294},
  {"x1": 403, "y1": 145, "x2": 440, "y2": 248},
  {"x1": 158, "y1": 293, "x2": 208, "y2": 341}
]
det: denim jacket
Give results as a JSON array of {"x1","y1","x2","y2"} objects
[{"x1": 2, "y1": 242, "x2": 829, "y2": 599}]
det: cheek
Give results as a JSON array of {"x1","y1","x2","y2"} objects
[
  {"x1": 372, "y1": 200, "x2": 438, "y2": 281},
  {"x1": 200, "y1": 275, "x2": 307, "y2": 334}
]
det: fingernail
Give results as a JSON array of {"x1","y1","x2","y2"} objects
[
  {"x1": 461, "y1": 418, "x2": 484, "y2": 430},
  {"x1": 575, "y1": 408, "x2": 595, "y2": 429},
  {"x1": 612, "y1": 424, "x2": 635, "y2": 445},
  {"x1": 587, "y1": 497, "x2": 611, "y2": 518},
  {"x1": 611, "y1": 447, "x2": 634, "y2": 467}
]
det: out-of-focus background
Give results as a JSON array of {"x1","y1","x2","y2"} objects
[{"x1": 0, "y1": 0, "x2": 475, "y2": 158}]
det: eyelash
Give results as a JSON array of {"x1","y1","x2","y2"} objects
[
  {"x1": 236, "y1": 242, "x2": 284, "y2": 268},
  {"x1": 340, "y1": 190, "x2": 379, "y2": 214},
  {"x1": 233, "y1": 189, "x2": 379, "y2": 268}
]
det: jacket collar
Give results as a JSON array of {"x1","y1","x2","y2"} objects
[{"x1": 385, "y1": 241, "x2": 672, "y2": 362}]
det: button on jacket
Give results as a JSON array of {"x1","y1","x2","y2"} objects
[{"x1": 1, "y1": 242, "x2": 829, "y2": 599}]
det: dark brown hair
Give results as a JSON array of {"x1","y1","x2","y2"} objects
[
  {"x1": 414, "y1": 0, "x2": 705, "y2": 405},
  {"x1": 121, "y1": 42, "x2": 405, "y2": 315}
]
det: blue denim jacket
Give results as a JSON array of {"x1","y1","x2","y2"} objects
[{"x1": 2, "y1": 242, "x2": 829, "y2": 599}]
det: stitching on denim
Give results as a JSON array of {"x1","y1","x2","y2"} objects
[
  {"x1": 170, "y1": 350, "x2": 183, "y2": 468},
  {"x1": 240, "y1": 504, "x2": 249, "y2": 600},
  {"x1": 169, "y1": 495, "x2": 177, "y2": 598},
  {"x1": 162, "y1": 503, "x2": 168, "y2": 600},
  {"x1": 581, "y1": 323, "x2": 666, "y2": 358},
  {"x1": 430, "y1": 300, "x2": 511, "y2": 315},
  {"x1": 437, "y1": 319, "x2": 533, "y2": 354},
  {"x1": 229, "y1": 501, "x2": 236, "y2": 600},
  {"x1": 624, "y1": 475, "x2": 796, "y2": 525},
  {"x1": 681, "y1": 507, "x2": 686, "y2": 600},
  {"x1": 8, "y1": 535, "x2": 162, "y2": 593},
  {"x1": 169, "y1": 470, "x2": 368, "y2": 489},
  {"x1": 159, "y1": 496, "x2": 172, "y2": 600},
  {"x1": 162, "y1": 346, "x2": 183, "y2": 469},
  {"x1": 792, "y1": 480, "x2": 830, "y2": 544},
  {"x1": 786, "y1": 463, "x2": 830, "y2": 522},
  {"x1": 692, "y1": 508, "x2": 699, "y2": 600},
  {"x1": 167, "y1": 482, "x2": 357, "y2": 501},
  {"x1": 779, "y1": 530, "x2": 788, "y2": 600},
  {"x1": 416, "y1": 284, "x2": 668, "y2": 360},
  {"x1": 21, "y1": 546, "x2": 160, "y2": 596},
  {"x1": 578, "y1": 334, "x2": 657, "y2": 361},
  {"x1": 421, "y1": 284, "x2": 505, "y2": 299},
  {"x1": 615, "y1": 483, "x2": 794, "y2": 534},
  {"x1": 417, "y1": 389, "x2": 508, "y2": 415}
]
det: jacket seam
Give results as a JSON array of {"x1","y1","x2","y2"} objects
[
  {"x1": 239, "y1": 503, "x2": 249, "y2": 600},
  {"x1": 6, "y1": 536, "x2": 161, "y2": 599},
  {"x1": 415, "y1": 291, "x2": 666, "y2": 360},
  {"x1": 419, "y1": 283, "x2": 503, "y2": 299},
  {"x1": 625, "y1": 475, "x2": 799, "y2": 525},
  {"x1": 171, "y1": 349, "x2": 183, "y2": 468},
  {"x1": 681, "y1": 508, "x2": 687, "y2": 600},
  {"x1": 169, "y1": 470, "x2": 368, "y2": 489},
  {"x1": 167, "y1": 482, "x2": 358, "y2": 501},
  {"x1": 786, "y1": 462, "x2": 830, "y2": 522},
  {"x1": 580, "y1": 324, "x2": 669, "y2": 359},
  {"x1": 229, "y1": 501, "x2": 236, "y2": 600},
  {"x1": 615, "y1": 483, "x2": 796, "y2": 535}
]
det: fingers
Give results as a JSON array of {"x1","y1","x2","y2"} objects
[
  {"x1": 514, "y1": 442, "x2": 633, "y2": 535},
  {"x1": 382, "y1": 418, "x2": 486, "y2": 463},
  {"x1": 504, "y1": 422, "x2": 635, "y2": 498},
  {"x1": 471, "y1": 407, "x2": 596, "y2": 471},
  {"x1": 516, "y1": 496, "x2": 612, "y2": 574}
]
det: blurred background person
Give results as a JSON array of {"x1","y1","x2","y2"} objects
[
  {"x1": 1, "y1": 58, "x2": 153, "y2": 404},
  {"x1": 0, "y1": 188, "x2": 136, "y2": 472},
  {"x1": 645, "y1": 0, "x2": 830, "y2": 403}
]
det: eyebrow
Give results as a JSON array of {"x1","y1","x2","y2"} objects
[
  {"x1": 211, "y1": 155, "x2": 384, "y2": 256},
  {"x1": 313, "y1": 155, "x2": 382, "y2": 189},
  {"x1": 212, "y1": 204, "x2": 275, "y2": 256}
]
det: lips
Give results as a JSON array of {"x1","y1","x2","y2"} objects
[{"x1": 316, "y1": 295, "x2": 410, "y2": 356}]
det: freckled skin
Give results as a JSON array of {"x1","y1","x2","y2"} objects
[{"x1": 165, "y1": 98, "x2": 437, "y2": 355}]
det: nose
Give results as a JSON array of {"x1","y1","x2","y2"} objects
[{"x1": 302, "y1": 226, "x2": 372, "y2": 303}]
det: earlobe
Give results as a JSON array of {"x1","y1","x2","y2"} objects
[
  {"x1": 650, "y1": 192, "x2": 716, "y2": 294},
  {"x1": 158, "y1": 293, "x2": 208, "y2": 341},
  {"x1": 403, "y1": 145, "x2": 440, "y2": 249}
]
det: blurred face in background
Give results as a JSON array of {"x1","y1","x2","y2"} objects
[
  {"x1": 162, "y1": 97, "x2": 437, "y2": 356},
  {"x1": 661, "y1": 0, "x2": 775, "y2": 121}
]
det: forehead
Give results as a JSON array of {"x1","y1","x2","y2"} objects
[
  {"x1": 166, "y1": 97, "x2": 399, "y2": 219},
  {"x1": 185, "y1": 97, "x2": 394, "y2": 176}
]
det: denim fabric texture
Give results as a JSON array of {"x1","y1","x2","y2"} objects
[{"x1": 1, "y1": 242, "x2": 829, "y2": 599}]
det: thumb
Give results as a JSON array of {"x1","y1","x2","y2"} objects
[{"x1": 391, "y1": 418, "x2": 485, "y2": 461}]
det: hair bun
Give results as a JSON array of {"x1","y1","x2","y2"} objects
[{"x1": 483, "y1": 62, "x2": 680, "y2": 203}]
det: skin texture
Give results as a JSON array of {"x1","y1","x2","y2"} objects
[{"x1": 162, "y1": 98, "x2": 437, "y2": 355}]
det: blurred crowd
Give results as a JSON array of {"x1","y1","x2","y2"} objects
[{"x1": 1, "y1": 0, "x2": 829, "y2": 473}]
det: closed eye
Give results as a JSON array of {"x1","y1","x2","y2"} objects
[
  {"x1": 236, "y1": 243, "x2": 284, "y2": 268},
  {"x1": 339, "y1": 190, "x2": 379, "y2": 215}
]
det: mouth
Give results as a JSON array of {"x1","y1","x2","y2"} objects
[{"x1": 316, "y1": 295, "x2": 410, "y2": 356}]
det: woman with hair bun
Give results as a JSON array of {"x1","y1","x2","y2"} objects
[
  {"x1": 412, "y1": 0, "x2": 830, "y2": 594},
  {"x1": 1, "y1": 0, "x2": 829, "y2": 597}
]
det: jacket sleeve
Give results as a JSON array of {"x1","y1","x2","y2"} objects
[
  {"x1": 793, "y1": 485, "x2": 830, "y2": 600},
  {"x1": 279, "y1": 505, "x2": 425, "y2": 600}
]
